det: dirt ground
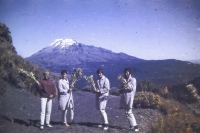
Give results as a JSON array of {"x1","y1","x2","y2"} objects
[{"x1": 0, "y1": 86, "x2": 161, "y2": 133}]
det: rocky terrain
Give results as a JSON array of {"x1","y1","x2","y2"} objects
[{"x1": 0, "y1": 84, "x2": 161, "y2": 133}]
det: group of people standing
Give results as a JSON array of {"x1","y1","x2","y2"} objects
[{"x1": 37, "y1": 67, "x2": 139, "y2": 132}]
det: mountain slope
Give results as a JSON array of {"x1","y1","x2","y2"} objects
[
  {"x1": 188, "y1": 59, "x2": 200, "y2": 65},
  {"x1": 26, "y1": 39, "x2": 143, "y2": 68},
  {"x1": 26, "y1": 39, "x2": 200, "y2": 87},
  {"x1": 0, "y1": 22, "x2": 45, "y2": 96}
]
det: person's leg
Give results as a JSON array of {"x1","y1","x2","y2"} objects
[
  {"x1": 100, "y1": 109, "x2": 108, "y2": 124},
  {"x1": 100, "y1": 109, "x2": 109, "y2": 130},
  {"x1": 62, "y1": 109, "x2": 67, "y2": 123},
  {"x1": 45, "y1": 98, "x2": 52, "y2": 126},
  {"x1": 125, "y1": 109, "x2": 139, "y2": 131},
  {"x1": 40, "y1": 98, "x2": 47, "y2": 129},
  {"x1": 69, "y1": 108, "x2": 74, "y2": 123},
  {"x1": 62, "y1": 109, "x2": 70, "y2": 126}
]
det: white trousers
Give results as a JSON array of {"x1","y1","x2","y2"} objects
[
  {"x1": 62, "y1": 108, "x2": 74, "y2": 123},
  {"x1": 125, "y1": 109, "x2": 137, "y2": 127},
  {"x1": 40, "y1": 98, "x2": 52, "y2": 125},
  {"x1": 100, "y1": 109, "x2": 108, "y2": 124}
]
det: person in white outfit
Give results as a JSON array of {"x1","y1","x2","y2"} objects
[
  {"x1": 38, "y1": 71, "x2": 57, "y2": 130},
  {"x1": 119, "y1": 67, "x2": 139, "y2": 132},
  {"x1": 57, "y1": 70, "x2": 74, "y2": 127},
  {"x1": 95, "y1": 69, "x2": 110, "y2": 130}
]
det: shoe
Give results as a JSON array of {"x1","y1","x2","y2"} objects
[
  {"x1": 64, "y1": 123, "x2": 70, "y2": 127},
  {"x1": 103, "y1": 124, "x2": 109, "y2": 130},
  {"x1": 40, "y1": 125, "x2": 44, "y2": 130},
  {"x1": 103, "y1": 126, "x2": 109, "y2": 130},
  {"x1": 98, "y1": 124, "x2": 103, "y2": 127},
  {"x1": 134, "y1": 125, "x2": 139, "y2": 132},
  {"x1": 130, "y1": 126, "x2": 139, "y2": 132},
  {"x1": 46, "y1": 124, "x2": 53, "y2": 127},
  {"x1": 135, "y1": 128, "x2": 139, "y2": 132}
]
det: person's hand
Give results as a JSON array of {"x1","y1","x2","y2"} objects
[
  {"x1": 49, "y1": 94, "x2": 53, "y2": 98},
  {"x1": 36, "y1": 81, "x2": 41, "y2": 85},
  {"x1": 69, "y1": 88, "x2": 73, "y2": 91},
  {"x1": 95, "y1": 89, "x2": 100, "y2": 93}
]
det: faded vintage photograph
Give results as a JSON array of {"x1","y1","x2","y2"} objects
[{"x1": 0, "y1": 0, "x2": 200, "y2": 132}]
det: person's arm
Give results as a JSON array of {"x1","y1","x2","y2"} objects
[
  {"x1": 99, "y1": 78, "x2": 110, "y2": 94},
  {"x1": 37, "y1": 80, "x2": 43, "y2": 91},
  {"x1": 58, "y1": 80, "x2": 67, "y2": 94},
  {"x1": 52, "y1": 83, "x2": 57, "y2": 97},
  {"x1": 127, "y1": 78, "x2": 136, "y2": 92}
]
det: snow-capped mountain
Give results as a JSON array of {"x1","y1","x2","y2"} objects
[
  {"x1": 26, "y1": 38, "x2": 200, "y2": 87},
  {"x1": 26, "y1": 38, "x2": 143, "y2": 68},
  {"x1": 31, "y1": 39, "x2": 78, "y2": 56},
  {"x1": 51, "y1": 38, "x2": 78, "y2": 47}
]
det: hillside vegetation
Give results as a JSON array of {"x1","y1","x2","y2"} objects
[
  {"x1": 0, "y1": 22, "x2": 45, "y2": 96},
  {"x1": 135, "y1": 78, "x2": 200, "y2": 132}
]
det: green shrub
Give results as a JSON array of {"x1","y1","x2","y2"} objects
[{"x1": 134, "y1": 91, "x2": 161, "y2": 109}]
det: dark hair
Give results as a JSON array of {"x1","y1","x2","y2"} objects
[
  {"x1": 97, "y1": 69, "x2": 104, "y2": 74},
  {"x1": 43, "y1": 70, "x2": 50, "y2": 75},
  {"x1": 124, "y1": 67, "x2": 131, "y2": 74},
  {"x1": 61, "y1": 70, "x2": 67, "y2": 75}
]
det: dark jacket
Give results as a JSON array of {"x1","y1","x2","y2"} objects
[{"x1": 38, "y1": 79, "x2": 57, "y2": 98}]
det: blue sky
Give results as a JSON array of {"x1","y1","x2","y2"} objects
[{"x1": 0, "y1": 0, "x2": 200, "y2": 60}]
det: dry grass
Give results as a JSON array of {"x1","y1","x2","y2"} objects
[
  {"x1": 83, "y1": 75, "x2": 97, "y2": 91},
  {"x1": 71, "y1": 68, "x2": 83, "y2": 88},
  {"x1": 151, "y1": 98, "x2": 200, "y2": 133}
]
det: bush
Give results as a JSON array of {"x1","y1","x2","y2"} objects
[
  {"x1": 109, "y1": 87, "x2": 120, "y2": 96},
  {"x1": 134, "y1": 91, "x2": 161, "y2": 109},
  {"x1": 82, "y1": 86, "x2": 94, "y2": 92},
  {"x1": 137, "y1": 80, "x2": 171, "y2": 99},
  {"x1": 137, "y1": 80, "x2": 161, "y2": 93},
  {"x1": 151, "y1": 99, "x2": 200, "y2": 133},
  {"x1": 168, "y1": 84, "x2": 197, "y2": 103}
]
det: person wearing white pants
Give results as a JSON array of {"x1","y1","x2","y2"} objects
[
  {"x1": 95, "y1": 69, "x2": 110, "y2": 130},
  {"x1": 40, "y1": 97, "x2": 52, "y2": 126},
  {"x1": 38, "y1": 71, "x2": 57, "y2": 130},
  {"x1": 58, "y1": 70, "x2": 74, "y2": 127},
  {"x1": 119, "y1": 67, "x2": 139, "y2": 132},
  {"x1": 62, "y1": 107, "x2": 74, "y2": 125}
]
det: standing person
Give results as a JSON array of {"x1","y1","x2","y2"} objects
[
  {"x1": 119, "y1": 67, "x2": 139, "y2": 131},
  {"x1": 95, "y1": 69, "x2": 110, "y2": 130},
  {"x1": 57, "y1": 70, "x2": 74, "y2": 127},
  {"x1": 38, "y1": 70, "x2": 57, "y2": 130}
]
